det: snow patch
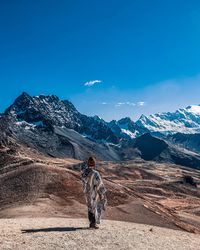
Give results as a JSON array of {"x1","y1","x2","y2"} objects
[{"x1": 121, "y1": 129, "x2": 138, "y2": 138}]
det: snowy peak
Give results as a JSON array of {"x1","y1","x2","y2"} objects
[
  {"x1": 108, "y1": 117, "x2": 148, "y2": 139},
  {"x1": 2, "y1": 93, "x2": 200, "y2": 168},
  {"x1": 136, "y1": 105, "x2": 200, "y2": 135},
  {"x1": 117, "y1": 117, "x2": 139, "y2": 138},
  {"x1": 4, "y1": 93, "x2": 119, "y2": 144},
  {"x1": 4, "y1": 92, "x2": 200, "y2": 142},
  {"x1": 5, "y1": 92, "x2": 81, "y2": 130},
  {"x1": 185, "y1": 105, "x2": 200, "y2": 115}
]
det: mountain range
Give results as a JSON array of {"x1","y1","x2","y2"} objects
[{"x1": 1, "y1": 92, "x2": 200, "y2": 169}]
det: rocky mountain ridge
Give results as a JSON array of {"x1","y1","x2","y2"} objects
[{"x1": 1, "y1": 92, "x2": 200, "y2": 168}]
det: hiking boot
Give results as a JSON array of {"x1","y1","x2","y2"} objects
[{"x1": 89, "y1": 223, "x2": 99, "y2": 229}]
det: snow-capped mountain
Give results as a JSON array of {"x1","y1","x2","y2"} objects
[
  {"x1": 5, "y1": 92, "x2": 119, "y2": 144},
  {"x1": 4, "y1": 92, "x2": 200, "y2": 140},
  {"x1": 136, "y1": 105, "x2": 200, "y2": 135},
  {"x1": 109, "y1": 105, "x2": 200, "y2": 139},
  {"x1": 108, "y1": 117, "x2": 148, "y2": 139},
  {"x1": 2, "y1": 92, "x2": 200, "y2": 168},
  {"x1": 5, "y1": 92, "x2": 82, "y2": 130}
]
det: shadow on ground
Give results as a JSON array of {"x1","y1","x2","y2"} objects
[{"x1": 22, "y1": 227, "x2": 88, "y2": 233}]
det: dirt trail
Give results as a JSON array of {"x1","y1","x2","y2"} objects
[{"x1": 0, "y1": 218, "x2": 200, "y2": 250}]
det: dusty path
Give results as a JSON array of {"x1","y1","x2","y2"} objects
[{"x1": 0, "y1": 218, "x2": 200, "y2": 250}]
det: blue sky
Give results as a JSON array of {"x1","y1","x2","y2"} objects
[{"x1": 1, "y1": 0, "x2": 200, "y2": 121}]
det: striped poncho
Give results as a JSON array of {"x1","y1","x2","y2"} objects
[{"x1": 81, "y1": 166, "x2": 107, "y2": 224}]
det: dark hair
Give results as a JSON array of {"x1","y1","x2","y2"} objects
[{"x1": 87, "y1": 156, "x2": 96, "y2": 165}]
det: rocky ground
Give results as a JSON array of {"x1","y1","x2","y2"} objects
[
  {"x1": 0, "y1": 147, "x2": 200, "y2": 234},
  {"x1": 0, "y1": 218, "x2": 200, "y2": 250}
]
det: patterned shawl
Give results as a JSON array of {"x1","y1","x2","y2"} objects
[{"x1": 81, "y1": 165, "x2": 107, "y2": 223}]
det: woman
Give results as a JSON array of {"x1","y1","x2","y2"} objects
[{"x1": 81, "y1": 157, "x2": 107, "y2": 229}]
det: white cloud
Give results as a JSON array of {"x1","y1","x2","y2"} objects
[
  {"x1": 137, "y1": 101, "x2": 145, "y2": 106},
  {"x1": 126, "y1": 102, "x2": 135, "y2": 106},
  {"x1": 115, "y1": 102, "x2": 136, "y2": 107},
  {"x1": 102, "y1": 102, "x2": 107, "y2": 105},
  {"x1": 115, "y1": 102, "x2": 125, "y2": 107},
  {"x1": 84, "y1": 80, "x2": 102, "y2": 86}
]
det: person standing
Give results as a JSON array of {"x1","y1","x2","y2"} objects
[{"x1": 81, "y1": 157, "x2": 107, "y2": 229}]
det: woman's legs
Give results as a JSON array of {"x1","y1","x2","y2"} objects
[{"x1": 88, "y1": 210, "x2": 96, "y2": 226}]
